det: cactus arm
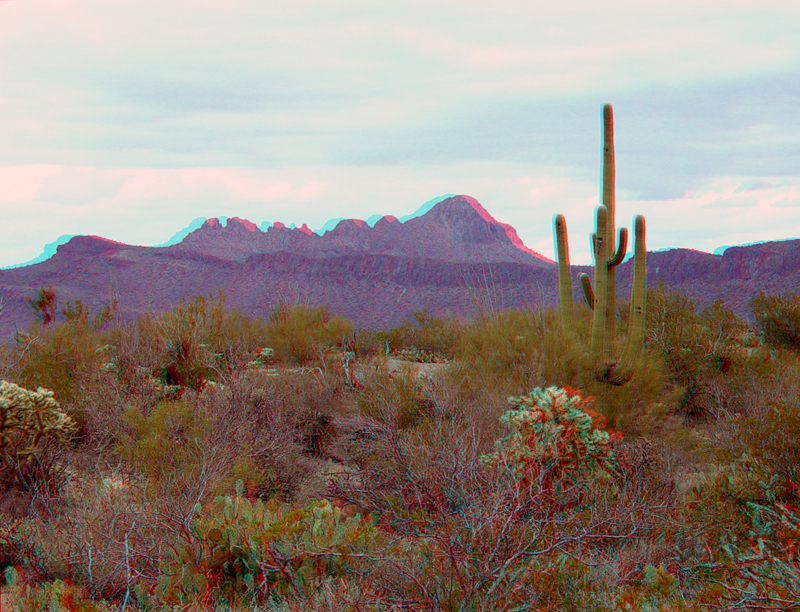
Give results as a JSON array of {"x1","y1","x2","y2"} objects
[
  {"x1": 601, "y1": 104, "x2": 617, "y2": 341},
  {"x1": 553, "y1": 214, "x2": 573, "y2": 332},
  {"x1": 623, "y1": 215, "x2": 647, "y2": 358},
  {"x1": 602, "y1": 103, "x2": 615, "y2": 244},
  {"x1": 589, "y1": 205, "x2": 608, "y2": 358},
  {"x1": 611, "y1": 214, "x2": 647, "y2": 384},
  {"x1": 608, "y1": 227, "x2": 628, "y2": 268},
  {"x1": 579, "y1": 273, "x2": 594, "y2": 310}
]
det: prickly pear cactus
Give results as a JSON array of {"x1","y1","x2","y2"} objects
[
  {"x1": 158, "y1": 482, "x2": 385, "y2": 605},
  {"x1": 0, "y1": 380, "x2": 77, "y2": 485}
]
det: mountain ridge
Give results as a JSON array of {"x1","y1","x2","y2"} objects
[{"x1": 1, "y1": 195, "x2": 800, "y2": 336}]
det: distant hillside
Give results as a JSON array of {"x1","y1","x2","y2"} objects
[{"x1": 1, "y1": 195, "x2": 799, "y2": 336}]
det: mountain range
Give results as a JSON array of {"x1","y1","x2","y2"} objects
[{"x1": 1, "y1": 195, "x2": 799, "y2": 337}]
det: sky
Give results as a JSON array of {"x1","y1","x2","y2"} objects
[{"x1": 1, "y1": 0, "x2": 799, "y2": 267}]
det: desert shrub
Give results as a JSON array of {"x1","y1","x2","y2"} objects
[
  {"x1": 750, "y1": 291, "x2": 800, "y2": 352},
  {"x1": 361, "y1": 309, "x2": 461, "y2": 359},
  {"x1": 265, "y1": 304, "x2": 353, "y2": 365},
  {"x1": 4, "y1": 569, "x2": 115, "y2": 612},
  {"x1": 201, "y1": 376, "x2": 326, "y2": 501},
  {"x1": 455, "y1": 308, "x2": 546, "y2": 396},
  {"x1": 725, "y1": 400, "x2": 800, "y2": 488},
  {"x1": 644, "y1": 286, "x2": 757, "y2": 420},
  {"x1": 329, "y1": 382, "x2": 677, "y2": 611},
  {"x1": 451, "y1": 307, "x2": 673, "y2": 436},
  {"x1": 680, "y1": 449, "x2": 800, "y2": 607},
  {"x1": 352, "y1": 368, "x2": 439, "y2": 431},
  {"x1": 12, "y1": 300, "x2": 116, "y2": 409},
  {"x1": 148, "y1": 294, "x2": 230, "y2": 389},
  {"x1": 116, "y1": 398, "x2": 213, "y2": 484},
  {"x1": 102, "y1": 293, "x2": 271, "y2": 395},
  {"x1": 25, "y1": 285, "x2": 59, "y2": 326}
]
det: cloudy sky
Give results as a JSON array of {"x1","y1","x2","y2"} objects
[{"x1": 2, "y1": 0, "x2": 799, "y2": 267}]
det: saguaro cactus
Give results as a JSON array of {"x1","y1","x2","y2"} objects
[
  {"x1": 553, "y1": 103, "x2": 647, "y2": 384},
  {"x1": 553, "y1": 214, "x2": 572, "y2": 332}
]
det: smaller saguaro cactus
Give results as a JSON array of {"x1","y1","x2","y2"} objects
[{"x1": 553, "y1": 214, "x2": 573, "y2": 332}]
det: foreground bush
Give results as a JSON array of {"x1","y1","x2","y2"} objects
[{"x1": 328, "y1": 386, "x2": 677, "y2": 610}]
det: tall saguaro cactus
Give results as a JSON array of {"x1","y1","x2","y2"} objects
[{"x1": 553, "y1": 103, "x2": 647, "y2": 384}]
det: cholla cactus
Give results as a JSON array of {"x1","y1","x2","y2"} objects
[
  {"x1": 0, "y1": 380, "x2": 77, "y2": 482},
  {"x1": 482, "y1": 386, "x2": 620, "y2": 488}
]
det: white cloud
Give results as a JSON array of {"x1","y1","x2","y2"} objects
[
  {"x1": 5, "y1": 160, "x2": 797, "y2": 269},
  {"x1": 0, "y1": 0, "x2": 799, "y2": 267}
]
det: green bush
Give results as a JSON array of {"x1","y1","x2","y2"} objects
[
  {"x1": 645, "y1": 286, "x2": 752, "y2": 420},
  {"x1": 265, "y1": 304, "x2": 353, "y2": 365},
  {"x1": 115, "y1": 399, "x2": 212, "y2": 483},
  {"x1": 455, "y1": 309, "x2": 547, "y2": 395},
  {"x1": 13, "y1": 300, "x2": 116, "y2": 408},
  {"x1": 750, "y1": 291, "x2": 800, "y2": 352}
]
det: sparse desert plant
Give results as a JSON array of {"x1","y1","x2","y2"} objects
[
  {"x1": 12, "y1": 300, "x2": 117, "y2": 410},
  {"x1": 26, "y1": 285, "x2": 58, "y2": 326}
]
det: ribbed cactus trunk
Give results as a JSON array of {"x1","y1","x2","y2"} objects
[
  {"x1": 554, "y1": 214, "x2": 572, "y2": 333},
  {"x1": 602, "y1": 103, "x2": 617, "y2": 339},
  {"x1": 590, "y1": 206, "x2": 608, "y2": 359},
  {"x1": 612, "y1": 214, "x2": 647, "y2": 383}
]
